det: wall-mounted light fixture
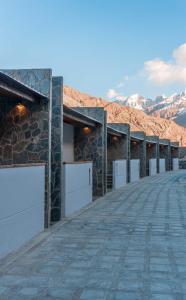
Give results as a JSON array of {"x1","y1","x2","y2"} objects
[
  {"x1": 132, "y1": 141, "x2": 137, "y2": 145},
  {"x1": 112, "y1": 136, "x2": 118, "y2": 142},
  {"x1": 82, "y1": 126, "x2": 91, "y2": 135},
  {"x1": 148, "y1": 143, "x2": 152, "y2": 148},
  {"x1": 15, "y1": 103, "x2": 27, "y2": 115}
]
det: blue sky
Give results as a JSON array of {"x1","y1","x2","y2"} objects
[{"x1": 0, "y1": 0, "x2": 186, "y2": 99}]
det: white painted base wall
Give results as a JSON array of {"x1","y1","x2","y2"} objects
[
  {"x1": 159, "y1": 159, "x2": 166, "y2": 173},
  {"x1": 64, "y1": 162, "x2": 92, "y2": 217},
  {"x1": 130, "y1": 159, "x2": 140, "y2": 182},
  {"x1": 173, "y1": 158, "x2": 179, "y2": 170},
  {"x1": 0, "y1": 165, "x2": 45, "y2": 260},
  {"x1": 113, "y1": 160, "x2": 127, "y2": 190},
  {"x1": 149, "y1": 159, "x2": 157, "y2": 176}
]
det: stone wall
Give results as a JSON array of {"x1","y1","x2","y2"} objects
[
  {"x1": 1, "y1": 69, "x2": 51, "y2": 97},
  {"x1": 107, "y1": 134, "x2": 128, "y2": 173},
  {"x1": 73, "y1": 107, "x2": 107, "y2": 197},
  {"x1": 0, "y1": 69, "x2": 52, "y2": 226},
  {"x1": 107, "y1": 123, "x2": 130, "y2": 182},
  {"x1": 170, "y1": 147, "x2": 179, "y2": 170},
  {"x1": 146, "y1": 143, "x2": 157, "y2": 175},
  {"x1": 179, "y1": 147, "x2": 186, "y2": 159},
  {"x1": 159, "y1": 144, "x2": 170, "y2": 171},
  {"x1": 130, "y1": 140, "x2": 146, "y2": 177}
]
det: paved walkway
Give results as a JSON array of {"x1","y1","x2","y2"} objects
[{"x1": 1, "y1": 171, "x2": 186, "y2": 300}]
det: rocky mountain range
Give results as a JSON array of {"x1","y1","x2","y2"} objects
[
  {"x1": 64, "y1": 86, "x2": 186, "y2": 146},
  {"x1": 116, "y1": 92, "x2": 186, "y2": 127}
]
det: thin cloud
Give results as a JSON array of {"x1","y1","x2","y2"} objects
[
  {"x1": 145, "y1": 43, "x2": 186, "y2": 85},
  {"x1": 106, "y1": 88, "x2": 127, "y2": 101},
  {"x1": 107, "y1": 88, "x2": 119, "y2": 99},
  {"x1": 117, "y1": 75, "x2": 129, "y2": 88}
]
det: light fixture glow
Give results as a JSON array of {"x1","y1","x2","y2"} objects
[
  {"x1": 112, "y1": 136, "x2": 118, "y2": 142},
  {"x1": 82, "y1": 126, "x2": 91, "y2": 134},
  {"x1": 15, "y1": 103, "x2": 27, "y2": 115}
]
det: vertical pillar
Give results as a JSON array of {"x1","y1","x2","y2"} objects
[
  {"x1": 51, "y1": 77, "x2": 63, "y2": 222},
  {"x1": 140, "y1": 140, "x2": 146, "y2": 177}
]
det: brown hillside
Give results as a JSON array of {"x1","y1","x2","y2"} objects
[{"x1": 64, "y1": 86, "x2": 186, "y2": 146}]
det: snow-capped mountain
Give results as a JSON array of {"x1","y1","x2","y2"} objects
[
  {"x1": 116, "y1": 94, "x2": 153, "y2": 111},
  {"x1": 116, "y1": 91, "x2": 186, "y2": 127},
  {"x1": 148, "y1": 91, "x2": 186, "y2": 126}
]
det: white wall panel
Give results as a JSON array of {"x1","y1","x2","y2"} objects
[
  {"x1": 130, "y1": 159, "x2": 140, "y2": 182},
  {"x1": 159, "y1": 159, "x2": 166, "y2": 173},
  {"x1": 113, "y1": 160, "x2": 127, "y2": 189},
  {"x1": 0, "y1": 165, "x2": 45, "y2": 259},
  {"x1": 64, "y1": 162, "x2": 92, "y2": 217},
  {"x1": 149, "y1": 159, "x2": 157, "y2": 176},
  {"x1": 173, "y1": 158, "x2": 179, "y2": 170}
]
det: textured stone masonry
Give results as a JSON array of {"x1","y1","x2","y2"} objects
[
  {"x1": 73, "y1": 107, "x2": 107, "y2": 197},
  {"x1": 0, "y1": 69, "x2": 52, "y2": 226},
  {"x1": 130, "y1": 131, "x2": 146, "y2": 178},
  {"x1": 159, "y1": 139, "x2": 171, "y2": 171},
  {"x1": 146, "y1": 136, "x2": 159, "y2": 175},
  {"x1": 107, "y1": 123, "x2": 130, "y2": 186}
]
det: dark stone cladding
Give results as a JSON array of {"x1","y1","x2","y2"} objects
[
  {"x1": 51, "y1": 77, "x2": 63, "y2": 222},
  {"x1": 0, "y1": 69, "x2": 52, "y2": 227},
  {"x1": 146, "y1": 136, "x2": 159, "y2": 174},
  {"x1": 159, "y1": 139, "x2": 171, "y2": 171},
  {"x1": 73, "y1": 107, "x2": 107, "y2": 197},
  {"x1": 107, "y1": 123, "x2": 130, "y2": 183},
  {"x1": 1, "y1": 69, "x2": 51, "y2": 98},
  {"x1": 130, "y1": 131, "x2": 146, "y2": 178}
]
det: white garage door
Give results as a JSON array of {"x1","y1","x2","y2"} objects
[
  {"x1": 0, "y1": 165, "x2": 45, "y2": 260},
  {"x1": 113, "y1": 159, "x2": 127, "y2": 189},
  {"x1": 159, "y1": 159, "x2": 166, "y2": 173},
  {"x1": 64, "y1": 162, "x2": 93, "y2": 217},
  {"x1": 149, "y1": 159, "x2": 157, "y2": 176},
  {"x1": 130, "y1": 159, "x2": 140, "y2": 182},
  {"x1": 173, "y1": 158, "x2": 179, "y2": 170}
]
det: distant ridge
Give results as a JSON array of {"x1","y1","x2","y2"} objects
[{"x1": 64, "y1": 85, "x2": 186, "y2": 146}]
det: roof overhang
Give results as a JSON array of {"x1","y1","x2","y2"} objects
[
  {"x1": 0, "y1": 71, "x2": 48, "y2": 102},
  {"x1": 170, "y1": 142, "x2": 179, "y2": 148},
  {"x1": 159, "y1": 139, "x2": 170, "y2": 146},
  {"x1": 130, "y1": 131, "x2": 145, "y2": 141},
  {"x1": 107, "y1": 126, "x2": 122, "y2": 137},
  {"x1": 63, "y1": 105, "x2": 101, "y2": 127},
  {"x1": 146, "y1": 136, "x2": 159, "y2": 144}
]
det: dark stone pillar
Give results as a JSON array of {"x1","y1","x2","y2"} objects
[
  {"x1": 139, "y1": 140, "x2": 146, "y2": 177},
  {"x1": 51, "y1": 77, "x2": 63, "y2": 222}
]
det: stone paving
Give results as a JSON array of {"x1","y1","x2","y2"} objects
[{"x1": 1, "y1": 170, "x2": 186, "y2": 300}]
